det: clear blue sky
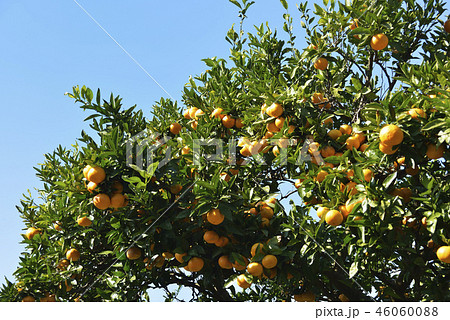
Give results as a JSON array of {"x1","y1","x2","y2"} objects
[{"x1": 0, "y1": 0, "x2": 306, "y2": 301}]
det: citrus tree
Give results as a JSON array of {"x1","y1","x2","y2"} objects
[{"x1": 2, "y1": 0, "x2": 450, "y2": 302}]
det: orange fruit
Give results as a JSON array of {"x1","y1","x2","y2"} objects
[
  {"x1": 87, "y1": 166, "x2": 106, "y2": 184},
  {"x1": 83, "y1": 165, "x2": 93, "y2": 180},
  {"x1": 188, "y1": 257, "x2": 204, "y2": 272},
  {"x1": 240, "y1": 145, "x2": 252, "y2": 157},
  {"x1": 162, "y1": 252, "x2": 173, "y2": 260},
  {"x1": 266, "y1": 103, "x2": 284, "y2": 118},
  {"x1": 354, "y1": 132, "x2": 366, "y2": 144},
  {"x1": 86, "y1": 181, "x2": 98, "y2": 193},
  {"x1": 77, "y1": 217, "x2": 92, "y2": 227},
  {"x1": 275, "y1": 117, "x2": 285, "y2": 129},
  {"x1": 203, "y1": 230, "x2": 220, "y2": 244},
  {"x1": 236, "y1": 274, "x2": 251, "y2": 289},
  {"x1": 222, "y1": 115, "x2": 235, "y2": 128},
  {"x1": 215, "y1": 236, "x2": 229, "y2": 247},
  {"x1": 436, "y1": 246, "x2": 450, "y2": 263},
  {"x1": 232, "y1": 256, "x2": 248, "y2": 270},
  {"x1": 325, "y1": 210, "x2": 344, "y2": 226},
  {"x1": 93, "y1": 193, "x2": 111, "y2": 210},
  {"x1": 316, "y1": 207, "x2": 329, "y2": 219},
  {"x1": 247, "y1": 262, "x2": 263, "y2": 276},
  {"x1": 110, "y1": 193, "x2": 126, "y2": 208},
  {"x1": 311, "y1": 93, "x2": 330, "y2": 109},
  {"x1": 346, "y1": 136, "x2": 360, "y2": 150},
  {"x1": 272, "y1": 145, "x2": 280, "y2": 157},
  {"x1": 349, "y1": 19, "x2": 358, "y2": 30},
  {"x1": 339, "y1": 205, "x2": 350, "y2": 220},
  {"x1": 175, "y1": 252, "x2": 187, "y2": 263},
  {"x1": 320, "y1": 146, "x2": 335, "y2": 158},
  {"x1": 207, "y1": 208, "x2": 225, "y2": 225},
  {"x1": 370, "y1": 33, "x2": 389, "y2": 50},
  {"x1": 126, "y1": 247, "x2": 142, "y2": 260},
  {"x1": 339, "y1": 294, "x2": 350, "y2": 302},
  {"x1": 345, "y1": 198, "x2": 363, "y2": 214},
  {"x1": 235, "y1": 118, "x2": 244, "y2": 129},
  {"x1": 322, "y1": 117, "x2": 333, "y2": 126},
  {"x1": 218, "y1": 255, "x2": 233, "y2": 269},
  {"x1": 359, "y1": 144, "x2": 368, "y2": 152},
  {"x1": 54, "y1": 222, "x2": 62, "y2": 231},
  {"x1": 444, "y1": 19, "x2": 450, "y2": 33},
  {"x1": 363, "y1": 168, "x2": 373, "y2": 182},
  {"x1": 391, "y1": 187, "x2": 412, "y2": 202},
  {"x1": 314, "y1": 57, "x2": 328, "y2": 70},
  {"x1": 170, "y1": 184, "x2": 183, "y2": 194},
  {"x1": 260, "y1": 205, "x2": 274, "y2": 219},
  {"x1": 251, "y1": 243, "x2": 265, "y2": 257},
  {"x1": 262, "y1": 255, "x2": 278, "y2": 269},
  {"x1": 111, "y1": 181, "x2": 124, "y2": 194},
  {"x1": 426, "y1": 143, "x2": 445, "y2": 159},
  {"x1": 57, "y1": 259, "x2": 70, "y2": 270},
  {"x1": 327, "y1": 129, "x2": 342, "y2": 140},
  {"x1": 287, "y1": 125, "x2": 296, "y2": 134},
  {"x1": 25, "y1": 227, "x2": 41, "y2": 240},
  {"x1": 408, "y1": 108, "x2": 426, "y2": 119},
  {"x1": 22, "y1": 296, "x2": 35, "y2": 302},
  {"x1": 211, "y1": 108, "x2": 224, "y2": 119},
  {"x1": 183, "y1": 109, "x2": 191, "y2": 119},
  {"x1": 181, "y1": 146, "x2": 191, "y2": 155},
  {"x1": 340, "y1": 124, "x2": 352, "y2": 135},
  {"x1": 188, "y1": 107, "x2": 199, "y2": 119},
  {"x1": 266, "y1": 121, "x2": 280, "y2": 133},
  {"x1": 170, "y1": 122, "x2": 182, "y2": 135},
  {"x1": 66, "y1": 249, "x2": 81, "y2": 262},
  {"x1": 380, "y1": 124, "x2": 403, "y2": 146},
  {"x1": 379, "y1": 142, "x2": 398, "y2": 155},
  {"x1": 294, "y1": 291, "x2": 315, "y2": 302},
  {"x1": 190, "y1": 121, "x2": 198, "y2": 130},
  {"x1": 194, "y1": 109, "x2": 205, "y2": 119},
  {"x1": 316, "y1": 170, "x2": 328, "y2": 183}
]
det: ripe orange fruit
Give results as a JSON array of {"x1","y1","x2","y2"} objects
[
  {"x1": 436, "y1": 246, "x2": 450, "y2": 263},
  {"x1": 110, "y1": 193, "x2": 126, "y2": 208},
  {"x1": 190, "y1": 121, "x2": 198, "y2": 130},
  {"x1": 232, "y1": 256, "x2": 248, "y2": 270},
  {"x1": 275, "y1": 117, "x2": 285, "y2": 129},
  {"x1": 25, "y1": 227, "x2": 41, "y2": 240},
  {"x1": 170, "y1": 184, "x2": 183, "y2": 194},
  {"x1": 408, "y1": 108, "x2": 426, "y2": 119},
  {"x1": 339, "y1": 294, "x2": 350, "y2": 302},
  {"x1": 339, "y1": 205, "x2": 350, "y2": 220},
  {"x1": 236, "y1": 274, "x2": 251, "y2": 289},
  {"x1": 86, "y1": 181, "x2": 98, "y2": 193},
  {"x1": 266, "y1": 121, "x2": 280, "y2": 133},
  {"x1": 188, "y1": 107, "x2": 199, "y2": 119},
  {"x1": 327, "y1": 129, "x2": 342, "y2": 140},
  {"x1": 207, "y1": 208, "x2": 225, "y2": 225},
  {"x1": 181, "y1": 146, "x2": 191, "y2": 155},
  {"x1": 57, "y1": 259, "x2": 70, "y2": 270},
  {"x1": 266, "y1": 103, "x2": 284, "y2": 118},
  {"x1": 218, "y1": 255, "x2": 233, "y2": 269},
  {"x1": 340, "y1": 124, "x2": 352, "y2": 135},
  {"x1": 251, "y1": 243, "x2": 265, "y2": 257},
  {"x1": 379, "y1": 124, "x2": 403, "y2": 146},
  {"x1": 311, "y1": 93, "x2": 330, "y2": 109},
  {"x1": 379, "y1": 142, "x2": 398, "y2": 155},
  {"x1": 262, "y1": 255, "x2": 278, "y2": 269},
  {"x1": 316, "y1": 170, "x2": 328, "y2": 183},
  {"x1": 215, "y1": 236, "x2": 230, "y2": 247},
  {"x1": 83, "y1": 165, "x2": 93, "y2": 180},
  {"x1": 314, "y1": 57, "x2": 328, "y2": 70},
  {"x1": 194, "y1": 109, "x2": 205, "y2": 119},
  {"x1": 93, "y1": 193, "x2": 111, "y2": 210},
  {"x1": 316, "y1": 207, "x2": 329, "y2": 219},
  {"x1": 247, "y1": 262, "x2": 263, "y2": 276},
  {"x1": 203, "y1": 230, "x2": 220, "y2": 244},
  {"x1": 359, "y1": 144, "x2": 368, "y2": 152},
  {"x1": 235, "y1": 118, "x2": 244, "y2": 129},
  {"x1": 354, "y1": 132, "x2": 365, "y2": 144},
  {"x1": 66, "y1": 249, "x2": 81, "y2": 262},
  {"x1": 391, "y1": 187, "x2": 412, "y2": 202},
  {"x1": 444, "y1": 19, "x2": 450, "y2": 33},
  {"x1": 346, "y1": 136, "x2": 360, "y2": 150},
  {"x1": 320, "y1": 146, "x2": 335, "y2": 158},
  {"x1": 222, "y1": 115, "x2": 235, "y2": 128},
  {"x1": 363, "y1": 168, "x2": 373, "y2": 182},
  {"x1": 370, "y1": 33, "x2": 389, "y2": 50},
  {"x1": 349, "y1": 19, "x2": 358, "y2": 30},
  {"x1": 126, "y1": 247, "x2": 142, "y2": 260},
  {"x1": 325, "y1": 210, "x2": 344, "y2": 226},
  {"x1": 54, "y1": 222, "x2": 62, "y2": 231},
  {"x1": 170, "y1": 122, "x2": 182, "y2": 135},
  {"x1": 77, "y1": 217, "x2": 92, "y2": 227},
  {"x1": 175, "y1": 252, "x2": 187, "y2": 263},
  {"x1": 426, "y1": 143, "x2": 445, "y2": 159},
  {"x1": 22, "y1": 296, "x2": 35, "y2": 302},
  {"x1": 294, "y1": 291, "x2": 316, "y2": 302},
  {"x1": 287, "y1": 125, "x2": 295, "y2": 134},
  {"x1": 211, "y1": 108, "x2": 224, "y2": 119},
  {"x1": 345, "y1": 198, "x2": 363, "y2": 214},
  {"x1": 188, "y1": 257, "x2": 204, "y2": 272},
  {"x1": 111, "y1": 181, "x2": 123, "y2": 194},
  {"x1": 162, "y1": 252, "x2": 173, "y2": 260},
  {"x1": 260, "y1": 205, "x2": 274, "y2": 219},
  {"x1": 183, "y1": 109, "x2": 191, "y2": 119},
  {"x1": 87, "y1": 166, "x2": 106, "y2": 184}
]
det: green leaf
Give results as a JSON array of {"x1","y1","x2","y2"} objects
[
  {"x1": 280, "y1": 0, "x2": 288, "y2": 9},
  {"x1": 382, "y1": 172, "x2": 397, "y2": 189},
  {"x1": 349, "y1": 261, "x2": 358, "y2": 278}
]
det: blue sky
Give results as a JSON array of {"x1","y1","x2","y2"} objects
[{"x1": 0, "y1": 0, "x2": 305, "y2": 301}]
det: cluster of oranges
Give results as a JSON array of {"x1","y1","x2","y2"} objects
[{"x1": 183, "y1": 106, "x2": 244, "y2": 131}]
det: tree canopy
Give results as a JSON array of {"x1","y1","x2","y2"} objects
[{"x1": 2, "y1": 0, "x2": 450, "y2": 302}]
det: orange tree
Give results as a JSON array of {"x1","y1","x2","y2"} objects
[{"x1": 1, "y1": 0, "x2": 450, "y2": 302}]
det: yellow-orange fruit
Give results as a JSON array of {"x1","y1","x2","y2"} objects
[
  {"x1": 87, "y1": 166, "x2": 106, "y2": 184},
  {"x1": 126, "y1": 247, "x2": 142, "y2": 260},
  {"x1": 188, "y1": 257, "x2": 204, "y2": 272},
  {"x1": 93, "y1": 193, "x2": 111, "y2": 210},
  {"x1": 314, "y1": 57, "x2": 328, "y2": 70},
  {"x1": 380, "y1": 124, "x2": 403, "y2": 146},
  {"x1": 370, "y1": 33, "x2": 389, "y2": 51},
  {"x1": 66, "y1": 249, "x2": 81, "y2": 262},
  {"x1": 207, "y1": 208, "x2": 225, "y2": 225},
  {"x1": 236, "y1": 274, "x2": 251, "y2": 289},
  {"x1": 170, "y1": 122, "x2": 182, "y2": 135},
  {"x1": 325, "y1": 210, "x2": 344, "y2": 226},
  {"x1": 262, "y1": 255, "x2": 278, "y2": 269},
  {"x1": 218, "y1": 255, "x2": 233, "y2": 269},
  {"x1": 247, "y1": 262, "x2": 263, "y2": 276}
]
